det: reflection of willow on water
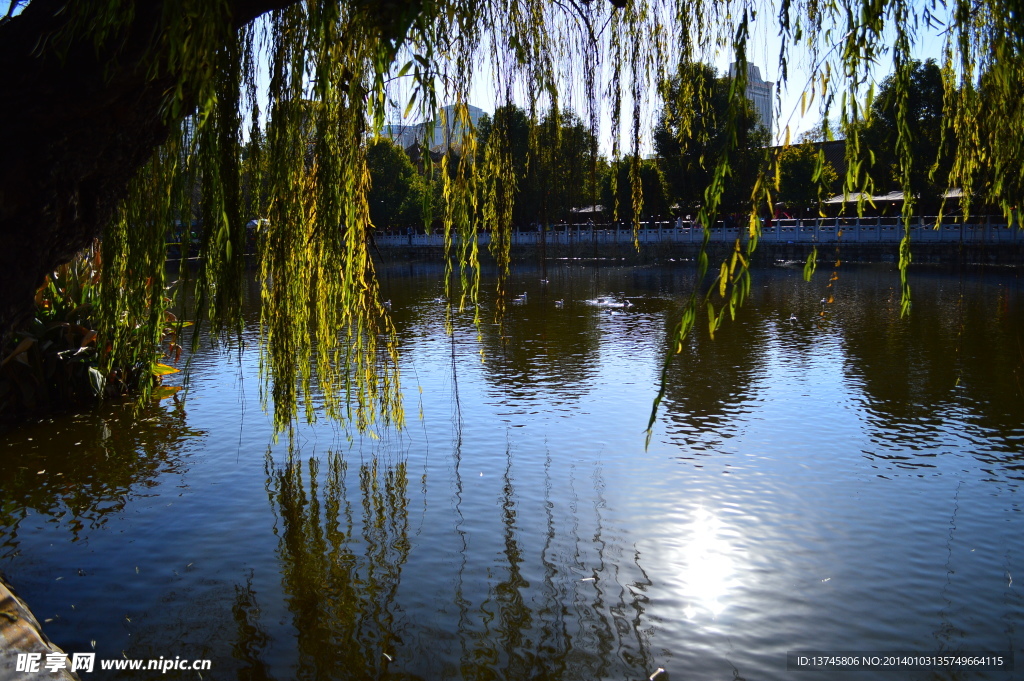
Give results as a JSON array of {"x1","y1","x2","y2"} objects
[
  {"x1": 0, "y1": 400, "x2": 203, "y2": 558},
  {"x1": 474, "y1": 446, "x2": 534, "y2": 677},
  {"x1": 455, "y1": 447, "x2": 656, "y2": 681},
  {"x1": 935, "y1": 482, "x2": 966, "y2": 652},
  {"x1": 231, "y1": 570, "x2": 274, "y2": 681},
  {"x1": 659, "y1": 311, "x2": 770, "y2": 450},
  {"x1": 264, "y1": 443, "x2": 659, "y2": 680},
  {"x1": 265, "y1": 452, "x2": 411, "y2": 680}
]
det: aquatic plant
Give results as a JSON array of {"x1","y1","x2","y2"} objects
[{"x1": 0, "y1": 243, "x2": 183, "y2": 419}]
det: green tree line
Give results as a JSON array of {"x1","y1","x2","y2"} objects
[
  {"x1": 302, "y1": 58, "x2": 971, "y2": 239},
  {"x1": 356, "y1": 106, "x2": 604, "y2": 231},
  {"x1": 358, "y1": 62, "x2": 849, "y2": 231}
]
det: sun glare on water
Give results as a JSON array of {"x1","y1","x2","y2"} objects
[{"x1": 678, "y1": 507, "x2": 740, "y2": 620}]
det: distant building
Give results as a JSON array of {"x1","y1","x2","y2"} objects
[
  {"x1": 728, "y1": 62, "x2": 773, "y2": 135},
  {"x1": 823, "y1": 187, "x2": 964, "y2": 216},
  {"x1": 383, "y1": 104, "x2": 488, "y2": 153}
]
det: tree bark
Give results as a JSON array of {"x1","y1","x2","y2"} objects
[{"x1": 0, "y1": 0, "x2": 421, "y2": 342}]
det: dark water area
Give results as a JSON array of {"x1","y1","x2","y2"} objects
[{"x1": 1, "y1": 262, "x2": 1022, "y2": 680}]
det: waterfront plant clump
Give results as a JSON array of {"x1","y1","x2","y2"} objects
[
  {"x1": 2, "y1": 0, "x2": 1023, "y2": 437},
  {"x1": 0, "y1": 244, "x2": 182, "y2": 423}
]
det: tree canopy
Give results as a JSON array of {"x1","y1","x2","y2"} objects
[
  {"x1": 860, "y1": 59, "x2": 952, "y2": 208},
  {"x1": 365, "y1": 140, "x2": 427, "y2": 229},
  {"x1": 601, "y1": 157, "x2": 670, "y2": 223},
  {"x1": 773, "y1": 143, "x2": 839, "y2": 212},
  {"x1": 2, "y1": 0, "x2": 1024, "y2": 436},
  {"x1": 477, "y1": 105, "x2": 600, "y2": 225},
  {"x1": 654, "y1": 62, "x2": 768, "y2": 215}
]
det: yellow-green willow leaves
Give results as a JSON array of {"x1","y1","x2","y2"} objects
[{"x1": 35, "y1": 0, "x2": 1024, "y2": 439}]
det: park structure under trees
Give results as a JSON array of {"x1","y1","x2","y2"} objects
[{"x1": 1, "y1": 0, "x2": 1023, "y2": 435}]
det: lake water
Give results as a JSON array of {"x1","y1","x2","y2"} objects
[{"x1": 1, "y1": 261, "x2": 1021, "y2": 680}]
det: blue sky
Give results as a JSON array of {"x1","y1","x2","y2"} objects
[
  {"x1": 382, "y1": 0, "x2": 952, "y2": 154},
  {"x1": 3, "y1": 0, "x2": 950, "y2": 152}
]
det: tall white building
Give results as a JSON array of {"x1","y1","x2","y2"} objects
[
  {"x1": 383, "y1": 104, "x2": 488, "y2": 152},
  {"x1": 728, "y1": 62, "x2": 773, "y2": 135}
]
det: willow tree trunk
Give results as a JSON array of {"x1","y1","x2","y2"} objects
[
  {"x1": 1, "y1": 1, "x2": 164, "y2": 340},
  {"x1": 0, "y1": 0, "x2": 420, "y2": 342}
]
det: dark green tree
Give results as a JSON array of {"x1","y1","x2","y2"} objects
[
  {"x1": 476, "y1": 105, "x2": 531, "y2": 224},
  {"x1": 533, "y1": 109, "x2": 600, "y2": 223},
  {"x1": 477, "y1": 105, "x2": 599, "y2": 225},
  {"x1": 599, "y1": 157, "x2": 670, "y2": 223},
  {"x1": 654, "y1": 62, "x2": 769, "y2": 216},
  {"x1": 862, "y1": 59, "x2": 954, "y2": 208},
  {"x1": 366, "y1": 139, "x2": 425, "y2": 229},
  {"x1": 774, "y1": 144, "x2": 839, "y2": 213}
]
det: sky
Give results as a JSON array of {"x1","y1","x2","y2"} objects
[
  {"x1": 419, "y1": 0, "x2": 946, "y2": 151},
  {"x1": 3, "y1": 0, "x2": 951, "y2": 152},
  {"x1": 373, "y1": 0, "x2": 953, "y2": 157}
]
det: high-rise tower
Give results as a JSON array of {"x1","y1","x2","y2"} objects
[{"x1": 728, "y1": 62, "x2": 773, "y2": 135}]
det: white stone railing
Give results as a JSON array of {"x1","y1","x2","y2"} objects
[{"x1": 373, "y1": 216, "x2": 1022, "y2": 247}]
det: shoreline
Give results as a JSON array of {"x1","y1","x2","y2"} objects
[
  {"x1": 372, "y1": 241, "x2": 1024, "y2": 267},
  {"x1": 0, "y1": 575, "x2": 79, "y2": 681}
]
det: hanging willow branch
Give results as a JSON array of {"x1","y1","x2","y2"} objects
[{"x1": 2, "y1": 0, "x2": 1023, "y2": 436}]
